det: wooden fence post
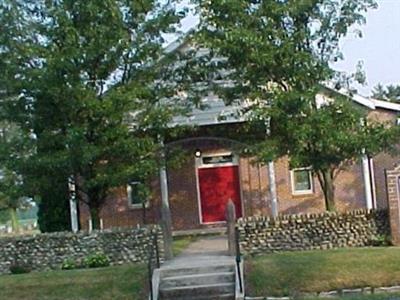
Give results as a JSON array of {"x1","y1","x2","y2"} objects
[{"x1": 226, "y1": 199, "x2": 236, "y2": 256}]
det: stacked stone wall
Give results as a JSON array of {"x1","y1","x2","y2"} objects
[
  {"x1": 0, "y1": 226, "x2": 162, "y2": 274},
  {"x1": 238, "y1": 209, "x2": 389, "y2": 254}
]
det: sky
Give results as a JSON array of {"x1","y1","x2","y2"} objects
[
  {"x1": 178, "y1": 0, "x2": 400, "y2": 98},
  {"x1": 333, "y1": 0, "x2": 400, "y2": 96}
]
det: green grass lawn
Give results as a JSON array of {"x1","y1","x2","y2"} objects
[
  {"x1": 0, "y1": 235, "x2": 197, "y2": 300},
  {"x1": 0, "y1": 264, "x2": 147, "y2": 300},
  {"x1": 246, "y1": 247, "x2": 400, "y2": 297},
  {"x1": 305, "y1": 294, "x2": 400, "y2": 300}
]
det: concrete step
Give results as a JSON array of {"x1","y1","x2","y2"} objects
[
  {"x1": 160, "y1": 264, "x2": 234, "y2": 278},
  {"x1": 164, "y1": 293, "x2": 235, "y2": 300},
  {"x1": 159, "y1": 282, "x2": 235, "y2": 299},
  {"x1": 160, "y1": 271, "x2": 235, "y2": 288}
]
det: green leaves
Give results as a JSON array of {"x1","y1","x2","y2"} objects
[
  {"x1": 0, "y1": 0, "x2": 187, "y2": 227},
  {"x1": 372, "y1": 84, "x2": 400, "y2": 103}
]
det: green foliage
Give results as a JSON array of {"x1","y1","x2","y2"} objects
[
  {"x1": 0, "y1": 122, "x2": 33, "y2": 231},
  {"x1": 37, "y1": 181, "x2": 71, "y2": 233},
  {"x1": 9, "y1": 262, "x2": 31, "y2": 275},
  {"x1": 61, "y1": 258, "x2": 77, "y2": 271},
  {"x1": 255, "y1": 91, "x2": 399, "y2": 210},
  {"x1": 83, "y1": 252, "x2": 110, "y2": 268},
  {"x1": 194, "y1": 0, "x2": 377, "y2": 102},
  {"x1": 372, "y1": 83, "x2": 400, "y2": 102},
  {"x1": 0, "y1": 0, "x2": 189, "y2": 229},
  {"x1": 191, "y1": 0, "x2": 399, "y2": 210},
  {"x1": 370, "y1": 234, "x2": 392, "y2": 247}
]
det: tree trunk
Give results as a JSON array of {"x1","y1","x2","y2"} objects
[
  {"x1": 74, "y1": 174, "x2": 103, "y2": 231},
  {"x1": 89, "y1": 205, "x2": 101, "y2": 230},
  {"x1": 9, "y1": 207, "x2": 19, "y2": 233},
  {"x1": 321, "y1": 169, "x2": 336, "y2": 211}
]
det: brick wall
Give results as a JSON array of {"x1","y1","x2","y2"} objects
[{"x1": 386, "y1": 166, "x2": 400, "y2": 245}]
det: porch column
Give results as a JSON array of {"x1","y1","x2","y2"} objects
[
  {"x1": 265, "y1": 118, "x2": 279, "y2": 217},
  {"x1": 268, "y1": 161, "x2": 279, "y2": 217},
  {"x1": 362, "y1": 154, "x2": 373, "y2": 210},
  {"x1": 159, "y1": 141, "x2": 173, "y2": 260},
  {"x1": 68, "y1": 176, "x2": 79, "y2": 233}
]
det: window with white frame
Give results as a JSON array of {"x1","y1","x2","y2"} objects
[
  {"x1": 290, "y1": 168, "x2": 313, "y2": 195},
  {"x1": 127, "y1": 181, "x2": 146, "y2": 208}
]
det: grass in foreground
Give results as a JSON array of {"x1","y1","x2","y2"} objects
[
  {"x1": 0, "y1": 264, "x2": 147, "y2": 300},
  {"x1": 246, "y1": 247, "x2": 400, "y2": 297},
  {"x1": 305, "y1": 293, "x2": 400, "y2": 300}
]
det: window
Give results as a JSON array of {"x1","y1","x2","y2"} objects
[
  {"x1": 127, "y1": 182, "x2": 146, "y2": 208},
  {"x1": 202, "y1": 154, "x2": 233, "y2": 165},
  {"x1": 291, "y1": 168, "x2": 313, "y2": 195}
]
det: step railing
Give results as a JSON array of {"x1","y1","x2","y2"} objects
[
  {"x1": 226, "y1": 200, "x2": 245, "y2": 299},
  {"x1": 235, "y1": 227, "x2": 243, "y2": 295}
]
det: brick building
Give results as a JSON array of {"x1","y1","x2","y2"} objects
[{"x1": 78, "y1": 89, "x2": 400, "y2": 231}]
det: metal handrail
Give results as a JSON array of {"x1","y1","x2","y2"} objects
[{"x1": 235, "y1": 227, "x2": 243, "y2": 294}]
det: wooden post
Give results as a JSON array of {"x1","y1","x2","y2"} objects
[
  {"x1": 159, "y1": 139, "x2": 173, "y2": 260},
  {"x1": 226, "y1": 199, "x2": 236, "y2": 256},
  {"x1": 68, "y1": 176, "x2": 79, "y2": 233}
]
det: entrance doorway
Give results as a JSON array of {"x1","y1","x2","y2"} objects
[{"x1": 196, "y1": 153, "x2": 242, "y2": 223}]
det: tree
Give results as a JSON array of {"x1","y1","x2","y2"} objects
[
  {"x1": 0, "y1": 0, "x2": 187, "y2": 229},
  {"x1": 191, "y1": 0, "x2": 400, "y2": 210},
  {"x1": 0, "y1": 122, "x2": 31, "y2": 232},
  {"x1": 252, "y1": 93, "x2": 399, "y2": 210},
  {"x1": 372, "y1": 83, "x2": 400, "y2": 102}
]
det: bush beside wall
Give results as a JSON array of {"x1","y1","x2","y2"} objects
[
  {"x1": 237, "y1": 209, "x2": 390, "y2": 255},
  {"x1": 0, "y1": 226, "x2": 162, "y2": 274}
]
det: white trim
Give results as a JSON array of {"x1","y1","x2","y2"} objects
[
  {"x1": 362, "y1": 155, "x2": 373, "y2": 209},
  {"x1": 68, "y1": 176, "x2": 79, "y2": 233},
  {"x1": 195, "y1": 152, "x2": 242, "y2": 224},
  {"x1": 197, "y1": 152, "x2": 239, "y2": 169},
  {"x1": 373, "y1": 98, "x2": 400, "y2": 112},
  {"x1": 290, "y1": 167, "x2": 314, "y2": 195},
  {"x1": 194, "y1": 160, "x2": 204, "y2": 224},
  {"x1": 268, "y1": 161, "x2": 278, "y2": 217},
  {"x1": 369, "y1": 157, "x2": 377, "y2": 209}
]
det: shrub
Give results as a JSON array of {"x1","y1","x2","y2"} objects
[
  {"x1": 9, "y1": 262, "x2": 31, "y2": 274},
  {"x1": 83, "y1": 252, "x2": 110, "y2": 268},
  {"x1": 370, "y1": 234, "x2": 392, "y2": 247},
  {"x1": 61, "y1": 258, "x2": 77, "y2": 270}
]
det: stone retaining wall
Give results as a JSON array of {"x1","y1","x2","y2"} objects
[
  {"x1": 0, "y1": 226, "x2": 162, "y2": 274},
  {"x1": 238, "y1": 209, "x2": 389, "y2": 254}
]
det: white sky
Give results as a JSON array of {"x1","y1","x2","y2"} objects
[
  {"x1": 333, "y1": 0, "x2": 400, "y2": 96},
  {"x1": 178, "y1": 0, "x2": 400, "y2": 97}
]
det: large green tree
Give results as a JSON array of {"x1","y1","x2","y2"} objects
[
  {"x1": 253, "y1": 92, "x2": 399, "y2": 210},
  {"x1": 192, "y1": 0, "x2": 399, "y2": 210},
  {"x1": 0, "y1": 0, "x2": 187, "y2": 229}
]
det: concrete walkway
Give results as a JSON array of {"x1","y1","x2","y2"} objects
[
  {"x1": 162, "y1": 234, "x2": 232, "y2": 269},
  {"x1": 179, "y1": 235, "x2": 229, "y2": 257}
]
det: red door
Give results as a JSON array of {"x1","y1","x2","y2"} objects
[{"x1": 198, "y1": 165, "x2": 242, "y2": 223}]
